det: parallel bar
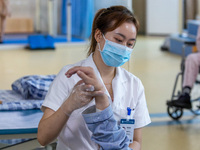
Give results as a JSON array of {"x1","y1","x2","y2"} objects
[{"x1": 67, "y1": 0, "x2": 72, "y2": 42}]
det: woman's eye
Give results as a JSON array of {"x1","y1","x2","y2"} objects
[
  {"x1": 127, "y1": 43, "x2": 133, "y2": 47},
  {"x1": 115, "y1": 38, "x2": 122, "y2": 43},
  {"x1": 128, "y1": 43, "x2": 133, "y2": 46},
  {"x1": 128, "y1": 41, "x2": 136, "y2": 48}
]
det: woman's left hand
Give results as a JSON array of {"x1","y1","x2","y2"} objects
[{"x1": 66, "y1": 66, "x2": 110, "y2": 111}]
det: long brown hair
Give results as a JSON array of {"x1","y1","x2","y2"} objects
[{"x1": 87, "y1": 5, "x2": 139, "y2": 56}]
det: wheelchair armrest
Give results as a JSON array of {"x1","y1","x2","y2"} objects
[{"x1": 183, "y1": 41, "x2": 196, "y2": 46}]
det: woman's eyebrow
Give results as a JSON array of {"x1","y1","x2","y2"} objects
[{"x1": 115, "y1": 33, "x2": 136, "y2": 41}]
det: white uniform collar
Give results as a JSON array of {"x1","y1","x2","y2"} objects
[
  {"x1": 83, "y1": 53, "x2": 127, "y2": 83},
  {"x1": 82, "y1": 53, "x2": 128, "y2": 104}
]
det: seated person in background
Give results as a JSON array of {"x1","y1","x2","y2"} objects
[
  {"x1": 0, "y1": 0, "x2": 10, "y2": 43},
  {"x1": 168, "y1": 26, "x2": 200, "y2": 109}
]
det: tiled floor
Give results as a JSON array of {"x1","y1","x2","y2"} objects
[{"x1": 0, "y1": 35, "x2": 200, "y2": 150}]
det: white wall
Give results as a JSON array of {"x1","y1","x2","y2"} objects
[
  {"x1": 9, "y1": 0, "x2": 47, "y2": 32},
  {"x1": 146, "y1": 0, "x2": 180, "y2": 35},
  {"x1": 94, "y1": 0, "x2": 132, "y2": 12},
  {"x1": 9, "y1": 0, "x2": 61, "y2": 34},
  {"x1": 197, "y1": 0, "x2": 200, "y2": 20},
  {"x1": 9, "y1": 0, "x2": 35, "y2": 18}
]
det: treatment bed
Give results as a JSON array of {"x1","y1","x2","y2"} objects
[{"x1": 0, "y1": 75, "x2": 55, "y2": 149}]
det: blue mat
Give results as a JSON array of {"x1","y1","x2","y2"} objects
[{"x1": 2, "y1": 35, "x2": 84, "y2": 45}]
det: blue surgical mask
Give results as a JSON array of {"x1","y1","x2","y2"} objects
[{"x1": 98, "y1": 35, "x2": 133, "y2": 67}]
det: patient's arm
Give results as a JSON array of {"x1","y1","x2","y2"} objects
[{"x1": 82, "y1": 105, "x2": 131, "y2": 150}]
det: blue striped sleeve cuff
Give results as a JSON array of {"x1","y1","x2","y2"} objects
[{"x1": 82, "y1": 105, "x2": 113, "y2": 124}]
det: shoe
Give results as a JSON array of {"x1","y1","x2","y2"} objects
[
  {"x1": 160, "y1": 46, "x2": 169, "y2": 51},
  {"x1": 168, "y1": 93, "x2": 192, "y2": 109}
]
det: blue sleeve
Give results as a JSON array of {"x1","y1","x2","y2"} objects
[{"x1": 82, "y1": 105, "x2": 132, "y2": 150}]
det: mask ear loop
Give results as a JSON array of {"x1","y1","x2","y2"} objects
[
  {"x1": 98, "y1": 43, "x2": 102, "y2": 52},
  {"x1": 102, "y1": 34, "x2": 106, "y2": 40},
  {"x1": 98, "y1": 33, "x2": 106, "y2": 52}
]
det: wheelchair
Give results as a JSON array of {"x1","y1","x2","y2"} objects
[{"x1": 166, "y1": 40, "x2": 200, "y2": 120}]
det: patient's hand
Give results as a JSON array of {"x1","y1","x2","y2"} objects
[{"x1": 66, "y1": 66, "x2": 105, "y2": 92}]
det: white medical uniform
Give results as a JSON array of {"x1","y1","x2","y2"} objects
[{"x1": 42, "y1": 53, "x2": 151, "y2": 150}]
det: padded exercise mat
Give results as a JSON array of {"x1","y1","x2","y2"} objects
[{"x1": 27, "y1": 35, "x2": 55, "y2": 50}]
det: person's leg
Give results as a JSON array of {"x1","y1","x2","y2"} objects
[
  {"x1": 0, "y1": 16, "x2": 6, "y2": 43},
  {"x1": 183, "y1": 53, "x2": 200, "y2": 88},
  {"x1": 170, "y1": 53, "x2": 200, "y2": 109},
  {"x1": 0, "y1": 16, "x2": 2, "y2": 42}
]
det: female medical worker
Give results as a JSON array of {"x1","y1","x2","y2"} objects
[{"x1": 37, "y1": 6, "x2": 151, "y2": 150}]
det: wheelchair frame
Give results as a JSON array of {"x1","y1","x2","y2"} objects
[{"x1": 167, "y1": 41, "x2": 200, "y2": 120}]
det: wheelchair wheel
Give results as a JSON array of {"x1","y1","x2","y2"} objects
[
  {"x1": 190, "y1": 97, "x2": 200, "y2": 115},
  {"x1": 167, "y1": 105, "x2": 183, "y2": 120}
]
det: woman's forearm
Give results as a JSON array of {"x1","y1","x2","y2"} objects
[
  {"x1": 37, "y1": 101, "x2": 72, "y2": 146},
  {"x1": 129, "y1": 128, "x2": 142, "y2": 150},
  {"x1": 129, "y1": 141, "x2": 141, "y2": 150}
]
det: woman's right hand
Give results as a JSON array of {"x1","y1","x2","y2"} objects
[{"x1": 62, "y1": 80, "x2": 104, "y2": 115}]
